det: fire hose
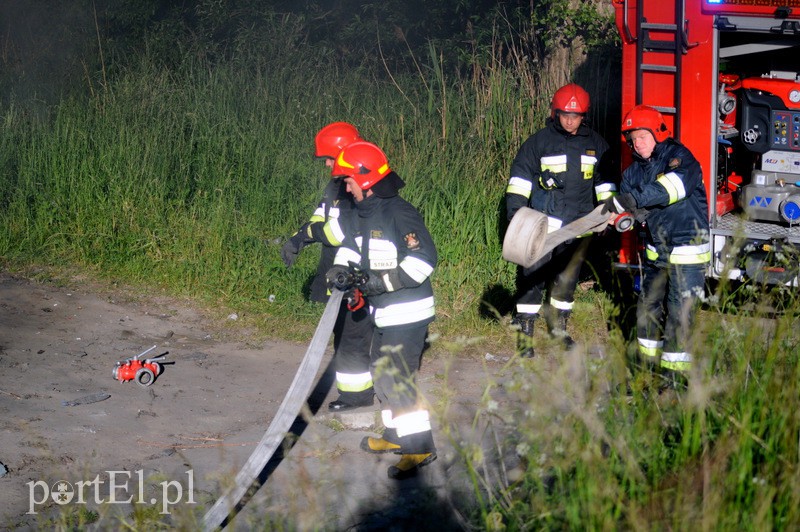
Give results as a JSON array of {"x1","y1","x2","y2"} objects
[
  {"x1": 202, "y1": 290, "x2": 344, "y2": 531},
  {"x1": 502, "y1": 205, "x2": 628, "y2": 270}
]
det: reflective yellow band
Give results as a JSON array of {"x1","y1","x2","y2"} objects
[
  {"x1": 638, "y1": 337, "x2": 663, "y2": 359},
  {"x1": 336, "y1": 371, "x2": 373, "y2": 392},
  {"x1": 595, "y1": 183, "x2": 616, "y2": 202},
  {"x1": 323, "y1": 219, "x2": 345, "y2": 246},
  {"x1": 541, "y1": 155, "x2": 567, "y2": 173},
  {"x1": 669, "y1": 242, "x2": 711, "y2": 264},
  {"x1": 656, "y1": 171, "x2": 686, "y2": 205},
  {"x1": 507, "y1": 177, "x2": 532, "y2": 198},
  {"x1": 660, "y1": 351, "x2": 691, "y2": 371},
  {"x1": 580, "y1": 155, "x2": 598, "y2": 179}
]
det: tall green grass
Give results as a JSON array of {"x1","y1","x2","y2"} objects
[
  {"x1": 433, "y1": 289, "x2": 800, "y2": 530},
  {"x1": 1, "y1": 12, "x2": 563, "y2": 342}
]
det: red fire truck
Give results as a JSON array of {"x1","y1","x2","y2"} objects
[{"x1": 612, "y1": 0, "x2": 800, "y2": 285}]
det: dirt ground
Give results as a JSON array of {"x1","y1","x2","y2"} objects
[{"x1": 0, "y1": 270, "x2": 513, "y2": 531}]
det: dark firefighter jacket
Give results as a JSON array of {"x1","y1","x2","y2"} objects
[
  {"x1": 506, "y1": 118, "x2": 615, "y2": 229},
  {"x1": 621, "y1": 137, "x2": 711, "y2": 265},
  {"x1": 334, "y1": 189, "x2": 436, "y2": 329}
]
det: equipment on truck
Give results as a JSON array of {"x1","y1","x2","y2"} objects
[{"x1": 612, "y1": 0, "x2": 800, "y2": 285}]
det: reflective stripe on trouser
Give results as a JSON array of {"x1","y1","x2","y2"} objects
[
  {"x1": 393, "y1": 409, "x2": 436, "y2": 454},
  {"x1": 515, "y1": 238, "x2": 589, "y2": 317},
  {"x1": 661, "y1": 351, "x2": 692, "y2": 371},
  {"x1": 637, "y1": 337, "x2": 663, "y2": 362},
  {"x1": 335, "y1": 371, "x2": 372, "y2": 393},
  {"x1": 333, "y1": 302, "x2": 374, "y2": 394},
  {"x1": 637, "y1": 261, "x2": 705, "y2": 372},
  {"x1": 645, "y1": 242, "x2": 712, "y2": 265}
]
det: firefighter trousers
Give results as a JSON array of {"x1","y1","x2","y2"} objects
[
  {"x1": 331, "y1": 300, "x2": 374, "y2": 399},
  {"x1": 637, "y1": 261, "x2": 705, "y2": 371},
  {"x1": 515, "y1": 237, "x2": 590, "y2": 314},
  {"x1": 370, "y1": 323, "x2": 435, "y2": 454}
]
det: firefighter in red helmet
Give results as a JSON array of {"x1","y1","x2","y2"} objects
[
  {"x1": 325, "y1": 141, "x2": 438, "y2": 480},
  {"x1": 505, "y1": 83, "x2": 617, "y2": 357},
  {"x1": 281, "y1": 122, "x2": 375, "y2": 412},
  {"x1": 607, "y1": 104, "x2": 710, "y2": 386}
]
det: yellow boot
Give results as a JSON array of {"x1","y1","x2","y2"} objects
[
  {"x1": 387, "y1": 453, "x2": 437, "y2": 480},
  {"x1": 360, "y1": 436, "x2": 401, "y2": 454}
]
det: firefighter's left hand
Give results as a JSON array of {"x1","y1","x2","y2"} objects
[
  {"x1": 361, "y1": 271, "x2": 387, "y2": 296},
  {"x1": 538, "y1": 170, "x2": 565, "y2": 190},
  {"x1": 280, "y1": 224, "x2": 312, "y2": 267}
]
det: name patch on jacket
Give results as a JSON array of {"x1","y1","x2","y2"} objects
[
  {"x1": 371, "y1": 230, "x2": 384, "y2": 239},
  {"x1": 586, "y1": 149, "x2": 596, "y2": 156},
  {"x1": 668, "y1": 158, "x2": 681, "y2": 169},
  {"x1": 404, "y1": 232, "x2": 421, "y2": 250}
]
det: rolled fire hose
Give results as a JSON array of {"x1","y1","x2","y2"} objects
[
  {"x1": 202, "y1": 290, "x2": 344, "y2": 531},
  {"x1": 502, "y1": 205, "x2": 613, "y2": 269}
]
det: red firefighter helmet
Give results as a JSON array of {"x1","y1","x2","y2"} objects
[
  {"x1": 314, "y1": 121, "x2": 363, "y2": 158},
  {"x1": 332, "y1": 141, "x2": 391, "y2": 190},
  {"x1": 551, "y1": 83, "x2": 590, "y2": 116},
  {"x1": 621, "y1": 105, "x2": 672, "y2": 143}
]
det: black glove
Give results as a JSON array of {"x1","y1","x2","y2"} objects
[
  {"x1": 280, "y1": 224, "x2": 312, "y2": 267},
  {"x1": 602, "y1": 193, "x2": 637, "y2": 214},
  {"x1": 325, "y1": 265, "x2": 354, "y2": 291},
  {"x1": 538, "y1": 170, "x2": 564, "y2": 190},
  {"x1": 360, "y1": 270, "x2": 387, "y2": 296}
]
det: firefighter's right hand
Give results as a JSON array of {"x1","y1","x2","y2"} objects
[
  {"x1": 602, "y1": 193, "x2": 637, "y2": 214},
  {"x1": 326, "y1": 265, "x2": 354, "y2": 291},
  {"x1": 538, "y1": 170, "x2": 564, "y2": 190}
]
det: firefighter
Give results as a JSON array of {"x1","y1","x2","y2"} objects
[
  {"x1": 505, "y1": 83, "x2": 616, "y2": 357},
  {"x1": 325, "y1": 141, "x2": 438, "y2": 480},
  {"x1": 281, "y1": 122, "x2": 375, "y2": 411},
  {"x1": 608, "y1": 105, "x2": 710, "y2": 383}
]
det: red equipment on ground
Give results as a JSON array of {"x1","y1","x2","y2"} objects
[{"x1": 112, "y1": 345, "x2": 167, "y2": 387}]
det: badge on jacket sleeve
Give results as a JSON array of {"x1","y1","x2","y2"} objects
[
  {"x1": 668, "y1": 158, "x2": 681, "y2": 169},
  {"x1": 404, "y1": 233, "x2": 420, "y2": 250}
]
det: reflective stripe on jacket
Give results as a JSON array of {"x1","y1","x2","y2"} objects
[
  {"x1": 334, "y1": 192, "x2": 436, "y2": 329},
  {"x1": 621, "y1": 138, "x2": 710, "y2": 264},
  {"x1": 506, "y1": 119, "x2": 615, "y2": 224}
]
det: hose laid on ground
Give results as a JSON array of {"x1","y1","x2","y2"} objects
[
  {"x1": 202, "y1": 290, "x2": 344, "y2": 531},
  {"x1": 502, "y1": 205, "x2": 611, "y2": 270}
]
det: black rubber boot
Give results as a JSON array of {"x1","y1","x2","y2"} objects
[
  {"x1": 511, "y1": 314, "x2": 537, "y2": 358},
  {"x1": 549, "y1": 309, "x2": 575, "y2": 349},
  {"x1": 328, "y1": 388, "x2": 374, "y2": 412}
]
